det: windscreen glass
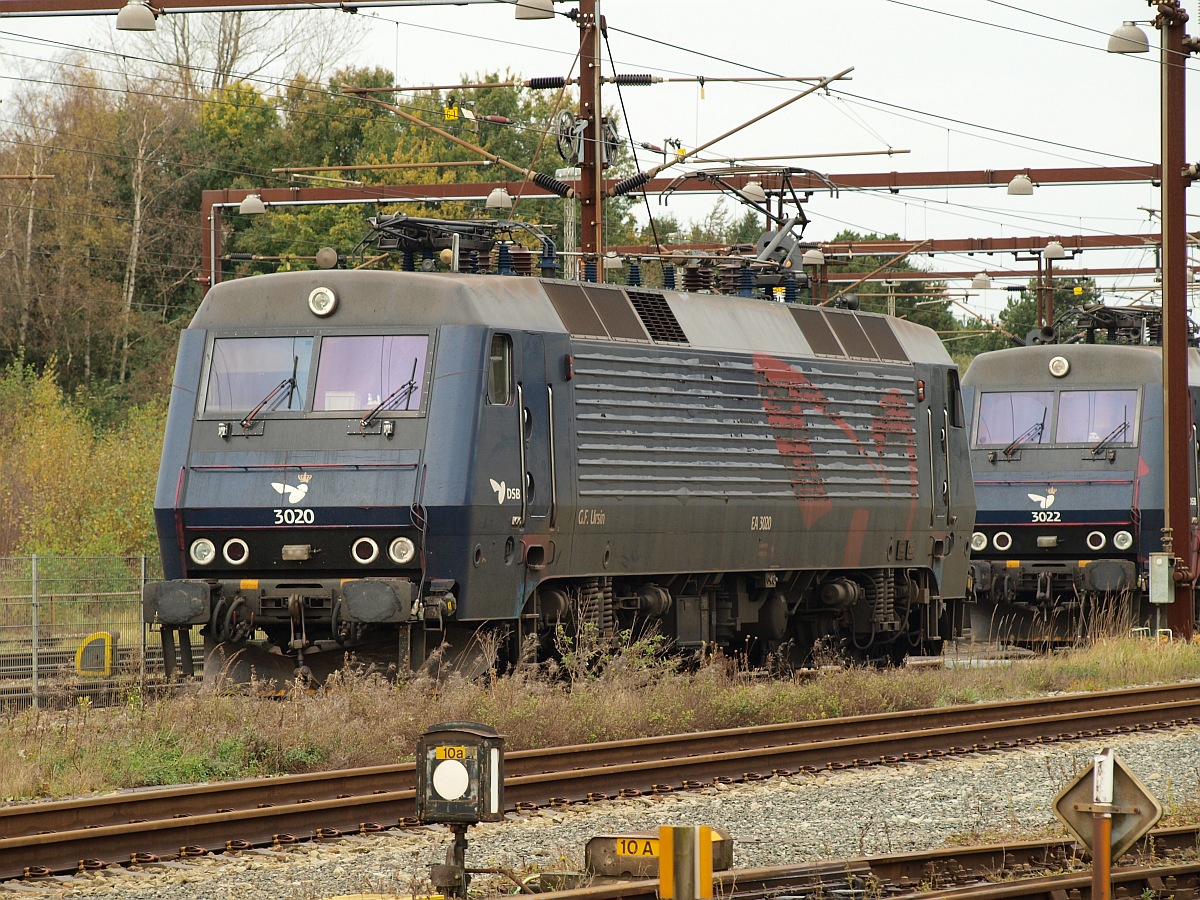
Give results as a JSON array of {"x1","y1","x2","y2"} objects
[
  {"x1": 976, "y1": 391, "x2": 1053, "y2": 446},
  {"x1": 204, "y1": 336, "x2": 312, "y2": 414},
  {"x1": 1056, "y1": 389, "x2": 1138, "y2": 444},
  {"x1": 314, "y1": 335, "x2": 429, "y2": 412}
]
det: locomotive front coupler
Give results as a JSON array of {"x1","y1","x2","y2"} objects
[
  {"x1": 421, "y1": 580, "x2": 458, "y2": 630},
  {"x1": 287, "y1": 594, "x2": 310, "y2": 651}
]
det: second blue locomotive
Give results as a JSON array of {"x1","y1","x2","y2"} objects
[{"x1": 962, "y1": 305, "x2": 1200, "y2": 641}]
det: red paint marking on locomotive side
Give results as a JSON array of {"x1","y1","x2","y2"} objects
[
  {"x1": 842, "y1": 507, "x2": 871, "y2": 567},
  {"x1": 753, "y1": 353, "x2": 833, "y2": 527},
  {"x1": 753, "y1": 353, "x2": 921, "y2": 532},
  {"x1": 1133, "y1": 453, "x2": 1151, "y2": 512},
  {"x1": 871, "y1": 387, "x2": 919, "y2": 536}
]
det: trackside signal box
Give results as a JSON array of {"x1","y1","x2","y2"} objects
[
  {"x1": 75, "y1": 631, "x2": 117, "y2": 677},
  {"x1": 1148, "y1": 553, "x2": 1176, "y2": 605},
  {"x1": 416, "y1": 721, "x2": 505, "y2": 825},
  {"x1": 586, "y1": 828, "x2": 733, "y2": 878}
]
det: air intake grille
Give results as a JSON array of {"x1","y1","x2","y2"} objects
[{"x1": 625, "y1": 289, "x2": 689, "y2": 344}]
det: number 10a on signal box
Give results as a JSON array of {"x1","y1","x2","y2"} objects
[{"x1": 584, "y1": 828, "x2": 733, "y2": 881}]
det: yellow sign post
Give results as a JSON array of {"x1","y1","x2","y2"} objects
[{"x1": 658, "y1": 826, "x2": 714, "y2": 900}]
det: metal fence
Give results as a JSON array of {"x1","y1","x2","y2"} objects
[{"x1": 0, "y1": 555, "x2": 196, "y2": 708}]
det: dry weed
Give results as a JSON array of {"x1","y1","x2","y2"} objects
[{"x1": 1, "y1": 634, "x2": 1199, "y2": 801}]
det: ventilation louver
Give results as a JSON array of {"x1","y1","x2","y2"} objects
[{"x1": 625, "y1": 289, "x2": 689, "y2": 344}]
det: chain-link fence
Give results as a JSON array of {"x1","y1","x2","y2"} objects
[{"x1": 0, "y1": 556, "x2": 198, "y2": 708}]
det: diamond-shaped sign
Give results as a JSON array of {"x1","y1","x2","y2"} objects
[{"x1": 1053, "y1": 750, "x2": 1162, "y2": 859}]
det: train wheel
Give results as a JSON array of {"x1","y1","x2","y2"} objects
[{"x1": 918, "y1": 637, "x2": 945, "y2": 657}]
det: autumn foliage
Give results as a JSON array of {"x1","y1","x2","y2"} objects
[{"x1": 0, "y1": 362, "x2": 162, "y2": 556}]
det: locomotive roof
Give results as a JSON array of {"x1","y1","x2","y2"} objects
[
  {"x1": 194, "y1": 269, "x2": 951, "y2": 365},
  {"x1": 963, "y1": 341, "x2": 1200, "y2": 388}
]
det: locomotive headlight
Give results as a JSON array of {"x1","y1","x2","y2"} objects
[
  {"x1": 223, "y1": 538, "x2": 250, "y2": 566},
  {"x1": 308, "y1": 286, "x2": 338, "y2": 317},
  {"x1": 993, "y1": 531, "x2": 1013, "y2": 552},
  {"x1": 190, "y1": 538, "x2": 216, "y2": 566},
  {"x1": 352, "y1": 537, "x2": 380, "y2": 565},
  {"x1": 970, "y1": 532, "x2": 988, "y2": 552},
  {"x1": 389, "y1": 536, "x2": 416, "y2": 565},
  {"x1": 1086, "y1": 530, "x2": 1107, "y2": 551},
  {"x1": 1114, "y1": 530, "x2": 1134, "y2": 551},
  {"x1": 1048, "y1": 356, "x2": 1070, "y2": 378}
]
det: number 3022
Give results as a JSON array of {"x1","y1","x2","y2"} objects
[
  {"x1": 274, "y1": 508, "x2": 315, "y2": 525},
  {"x1": 1031, "y1": 510, "x2": 1060, "y2": 523}
]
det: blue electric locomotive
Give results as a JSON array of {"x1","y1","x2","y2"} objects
[
  {"x1": 963, "y1": 305, "x2": 1200, "y2": 642},
  {"x1": 142, "y1": 217, "x2": 975, "y2": 681}
]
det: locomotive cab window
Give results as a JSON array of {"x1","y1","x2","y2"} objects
[
  {"x1": 975, "y1": 390, "x2": 1052, "y2": 447},
  {"x1": 1056, "y1": 389, "x2": 1138, "y2": 445},
  {"x1": 203, "y1": 336, "x2": 313, "y2": 415},
  {"x1": 488, "y1": 333, "x2": 513, "y2": 405},
  {"x1": 975, "y1": 388, "x2": 1140, "y2": 448},
  {"x1": 313, "y1": 334, "x2": 429, "y2": 413},
  {"x1": 946, "y1": 369, "x2": 964, "y2": 428}
]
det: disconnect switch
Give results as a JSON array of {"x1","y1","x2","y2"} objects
[{"x1": 1148, "y1": 553, "x2": 1176, "y2": 604}]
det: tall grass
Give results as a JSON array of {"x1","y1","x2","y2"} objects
[{"x1": 2, "y1": 634, "x2": 1199, "y2": 803}]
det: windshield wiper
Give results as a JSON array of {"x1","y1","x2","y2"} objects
[
  {"x1": 1003, "y1": 410, "x2": 1047, "y2": 459},
  {"x1": 1090, "y1": 420, "x2": 1130, "y2": 458},
  {"x1": 360, "y1": 359, "x2": 421, "y2": 430},
  {"x1": 360, "y1": 381, "x2": 417, "y2": 429},
  {"x1": 240, "y1": 357, "x2": 299, "y2": 431}
]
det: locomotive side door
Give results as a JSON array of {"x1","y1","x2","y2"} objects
[
  {"x1": 515, "y1": 333, "x2": 551, "y2": 528},
  {"x1": 921, "y1": 364, "x2": 962, "y2": 528}
]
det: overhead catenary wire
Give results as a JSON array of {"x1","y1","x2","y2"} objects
[
  {"x1": 359, "y1": 74, "x2": 843, "y2": 94},
  {"x1": 691, "y1": 149, "x2": 910, "y2": 164},
  {"x1": 600, "y1": 24, "x2": 662, "y2": 251},
  {"x1": 610, "y1": 67, "x2": 855, "y2": 197},
  {"x1": 0, "y1": 9, "x2": 1164, "y2": 200},
  {"x1": 821, "y1": 240, "x2": 933, "y2": 307},
  {"x1": 338, "y1": 85, "x2": 577, "y2": 198},
  {"x1": 0, "y1": 1, "x2": 1185, "y2": 290},
  {"x1": 0, "y1": 55, "x2": 603, "y2": 271},
  {"x1": 0, "y1": 3, "x2": 1156, "y2": 176}
]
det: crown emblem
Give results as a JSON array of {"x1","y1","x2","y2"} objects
[{"x1": 297, "y1": 473, "x2": 312, "y2": 484}]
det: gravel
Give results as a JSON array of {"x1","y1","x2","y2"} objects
[{"x1": 9, "y1": 726, "x2": 1200, "y2": 900}]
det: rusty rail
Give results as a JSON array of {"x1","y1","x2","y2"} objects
[{"x1": 2, "y1": 682, "x2": 1199, "y2": 880}]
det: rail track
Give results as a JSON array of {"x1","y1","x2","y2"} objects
[
  {"x1": 529, "y1": 843, "x2": 1200, "y2": 900},
  {"x1": 2, "y1": 681, "x2": 1199, "y2": 881}
]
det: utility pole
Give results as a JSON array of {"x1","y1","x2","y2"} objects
[
  {"x1": 576, "y1": 0, "x2": 603, "y2": 275},
  {"x1": 1156, "y1": 0, "x2": 1197, "y2": 638}
]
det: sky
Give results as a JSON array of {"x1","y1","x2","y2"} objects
[{"x1": 0, "y1": 0, "x2": 1194, "y2": 320}]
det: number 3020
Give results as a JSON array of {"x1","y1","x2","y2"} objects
[{"x1": 274, "y1": 508, "x2": 315, "y2": 525}]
